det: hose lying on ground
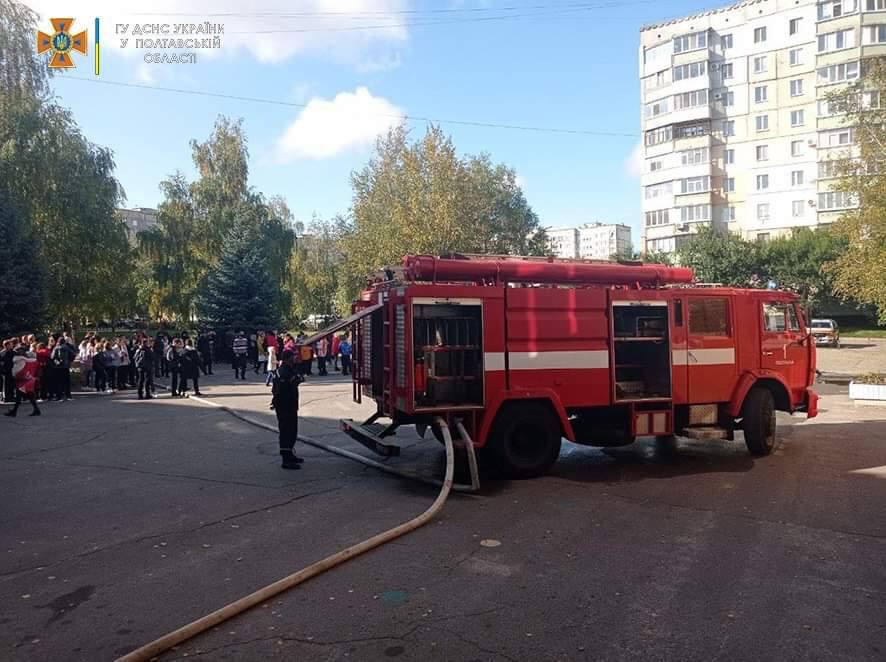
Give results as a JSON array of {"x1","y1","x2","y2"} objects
[{"x1": 116, "y1": 416, "x2": 456, "y2": 662}]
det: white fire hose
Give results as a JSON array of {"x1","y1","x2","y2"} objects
[{"x1": 116, "y1": 415, "x2": 456, "y2": 662}]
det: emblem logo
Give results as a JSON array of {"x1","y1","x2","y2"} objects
[{"x1": 36, "y1": 18, "x2": 87, "y2": 68}]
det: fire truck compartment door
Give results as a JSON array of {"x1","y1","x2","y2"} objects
[
  {"x1": 760, "y1": 301, "x2": 809, "y2": 404},
  {"x1": 685, "y1": 296, "x2": 737, "y2": 404},
  {"x1": 300, "y1": 303, "x2": 383, "y2": 346}
]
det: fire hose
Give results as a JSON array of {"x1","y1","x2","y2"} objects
[{"x1": 116, "y1": 414, "x2": 455, "y2": 662}]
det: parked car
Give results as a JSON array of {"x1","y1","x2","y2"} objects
[{"x1": 811, "y1": 318, "x2": 840, "y2": 348}]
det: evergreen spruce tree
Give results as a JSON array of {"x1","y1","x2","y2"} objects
[
  {"x1": 0, "y1": 192, "x2": 46, "y2": 335},
  {"x1": 197, "y1": 219, "x2": 279, "y2": 327}
]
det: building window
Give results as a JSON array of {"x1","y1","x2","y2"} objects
[
  {"x1": 724, "y1": 177, "x2": 735, "y2": 192},
  {"x1": 673, "y1": 89, "x2": 709, "y2": 110},
  {"x1": 791, "y1": 170, "x2": 805, "y2": 186},
  {"x1": 680, "y1": 204, "x2": 711, "y2": 222},
  {"x1": 645, "y1": 181, "x2": 673, "y2": 199},
  {"x1": 673, "y1": 61, "x2": 707, "y2": 81},
  {"x1": 863, "y1": 25, "x2": 886, "y2": 44},
  {"x1": 819, "y1": 160, "x2": 839, "y2": 178},
  {"x1": 755, "y1": 85, "x2": 768, "y2": 103},
  {"x1": 791, "y1": 140, "x2": 804, "y2": 156},
  {"x1": 689, "y1": 298, "x2": 730, "y2": 336},
  {"x1": 790, "y1": 18, "x2": 802, "y2": 35},
  {"x1": 645, "y1": 125, "x2": 673, "y2": 146},
  {"x1": 789, "y1": 48, "x2": 803, "y2": 66},
  {"x1": 725, "y1": 205, "x2": 736, "y2": 221},
  {"x1": 756, "y1": 145, "x2": 769, "y2": 161},
  {"x1": 756, "y1": 174, "x2": 770, "y2": 190},
  {"x1": 757, "y1": 233, "x2": 771, "y2": 242},
  {"x1": 819, "y1": 28, "x2": 856, "y2": 52},
  {"x1": 721, "y1": 33, "x2": 733, "y2": 49},
  {"x1": 791, "y1": 109, "x2": 805, "y2": 127},
  {"x1": 819, "y1": 0, "x2": 859, "y2": 21},
  {"x1": 818, "y1": 191, "x2": 857, "y2": 210},
  {"x1": 718, "y1": 63, "x2": 734, "y2": 80},
  {"x1": 754, "y1": 26, "x2": 767, "y2": 43},
  {"x1": 725, "y1": 149, "x2": 735, "y2": 164},
  {"x1": 790, "y1": 79, "x2": 804, "y2": 97},
  {"x1": 673, "y1": 31, "x2": 708, "y2": 54},
  {"x1": 757, "y1": 203, "x2": 771, "y2": 221},
  {"x1": 675, "y1": 122, "x2": 709, "y2": 139},
  {"x1": 722, "y1": 120, "x2": 735, "y2": 137},
  {"x1": 645, "y1": 209, "x2": 670, "y2": 226},
  {"x1": 649, "y1": 160, "x2": 662, "y2": 172},
  {"x1": 753, "y1": 55, "x2": 768, "y2": 73},
  {"x1": 792, "y1": 200, "x2": 805, "y2": 217},
  {"x1": 818, "y1": 61, "x2": 860, "y2": 84},
  {"x1": 867, "y1": 0, "x2": 886, "y2": 9},
  {"x1": 680, "y1": 147, "x2": 709, "y2": 165},
  {"x1": 756, "y1": 114, "x2": 769, "y2": 132},
  {"x1": 717, "y1": 89, "x2": 734, "y2": 107},
  {"x1": 823, "y1": 128, "x2": 854, "y2": 145},
  {"x1": 680, "y1": 176, "x2": 711, "y2": 194},
  {"x1": 645, "y1": 98, "x2": 671, "y2": 119}
]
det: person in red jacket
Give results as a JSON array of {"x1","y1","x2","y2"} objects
[
  {"x1": 4, "y1": 345, "x2": 40, "y2": 417},
  {"x1": 35, "y1": 342, "x2": 51, "y2": 401},
  {"x1": 331, "y1": 334, "x2": 341, "y2": 371}
]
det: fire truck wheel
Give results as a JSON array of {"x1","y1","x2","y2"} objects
[
  {"x1": 742, "y1": 387, "x2": 776, "y2": 456},
  {"x1": 488, "y1": 402, "x2": 562, "y2": 479}
]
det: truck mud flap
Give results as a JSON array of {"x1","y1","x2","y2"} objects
[{"x1": 340, "y1": 418, "x2": 401, "y2": 457}]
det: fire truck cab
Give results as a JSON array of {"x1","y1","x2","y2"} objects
[{"x1": 340, "y1": 255, "x2": 818, "y2": 479}]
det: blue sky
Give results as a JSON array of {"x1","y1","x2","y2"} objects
[{"x1": 34, "y1": 1, "x2": 719, "y2": 246}]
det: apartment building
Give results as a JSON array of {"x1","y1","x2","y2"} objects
[
  {"x1": 117, "y1": 207, "x2": 159, "y2": 243},
  {"x1": 546, "y1": 223, "x2": 632, "y2": 259},
  {"x1": 639, "y1": 0, "x2": 871, "y2": 253}
]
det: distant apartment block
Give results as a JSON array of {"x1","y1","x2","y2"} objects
[
  {"x1": 639, "y1": 0, "x2": 869, "y2": 254},
  {"x1": 546, "y1": 223, "x2": 632, "y2": 260},
  {"x1": 117, "y1": 207, "x2": 158, "y2": 242}
]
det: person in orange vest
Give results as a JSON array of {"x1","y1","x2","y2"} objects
[{"x1": 298, "y1": 341, "x2": 314, "y2": 376}]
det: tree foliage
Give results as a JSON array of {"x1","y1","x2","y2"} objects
[
  {"x1": 763, "y1": 227, "x2": 846, "y2": 312},
  {"x1": 341, "y1": 125, "x2": 546, "y2": 294},
  {"x1": 196, "y1": 219, "x2": 280, "y2": 327},
  {"x1": 0, "y1": 192, "x2": 46, "y2": 335},
  {"x1": 289, "y1": 218, "x2": 343, "y2": 321},
  {"x1": 137, "y1": 117, "x2": 294, "y2": 322},
  {"x1": 676, "y1": 226, "x2": 764, "y2": 286},
  {"x1": 824, "y1": 58, "x2": 886, "y2": 323},
  {"x1": 0, "y1": 1, "x2": 132, "y2": 327}
]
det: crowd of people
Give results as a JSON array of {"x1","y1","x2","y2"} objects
[{"x1": 1, "y1": 327, "x2": 353, "y2": 418}]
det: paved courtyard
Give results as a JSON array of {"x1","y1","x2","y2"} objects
[
  {"x1": 2, "y1": 369, "x2": 885, "y2": 661},
  {"x1": 816, "y1": 339, "x2": 886, "y2": 377}
]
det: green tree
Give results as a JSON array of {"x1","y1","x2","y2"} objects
[
  {"x1": 824, "y1": 58, "x2": 886, "y2": 323},
  {"x1": 289, "y1": 218, "x2": 342, "y2": 321},
  {"x1": 0, "y1": 192, "x2": 46, "y2": 335},
  {"x1": 342, "y1": 124, "x2": 546, "y2": 293},
  {"x1": 762, "y1": 227, "x2": 847, "y2": 315},
  {"x1": 0, "y1": 1, "x2": 132, "y2": 326},
  {"x1": 197, "y1": 219, "x2": 280, "y2": 327},
  {"x1": 677, "y1": 226, "x2": 763, "y2": 286}
]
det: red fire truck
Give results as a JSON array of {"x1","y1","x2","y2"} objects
[{"x1": 335, "y1": 254, "x2": 818, "y2": 479}]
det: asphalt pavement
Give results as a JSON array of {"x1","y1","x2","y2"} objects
[{"x1": 2, "y1": 369, "x2": 885, "y2": 662}]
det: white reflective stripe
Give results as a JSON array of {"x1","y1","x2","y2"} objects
[
  {"x1": 673, "y1": 347, "x2": 735, "y2": 366},
  {"x1": 411, "y1": 297, "x2": 483, "y2": 305},
  {"x1": 485, "y1": 352, "x2": 506, "y2": 371},
  {"x1": 484, "y1": 350, "x2": 609, "y2": 371},
  {"x1": 612, "y1": 300, "x2": 668, "y2": 307}
]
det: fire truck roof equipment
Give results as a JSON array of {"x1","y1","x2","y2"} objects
[{"x1": 402, "y1": 254, "x2": 694, "y2": 286}]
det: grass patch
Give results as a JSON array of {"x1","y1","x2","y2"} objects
[{"x1": 841, "y1": 328, "x2": 886, "y2": 338}]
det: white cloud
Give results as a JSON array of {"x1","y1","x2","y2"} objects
[
  {"x1": 27, "y1": 1, "x2": 409, "y2": 65},
  {"x1": 624, "y1": 141, "x2": 644, "y2": 177},
  {"x1": 275, "y1": 86, "x2": 403, "y2": 161}
]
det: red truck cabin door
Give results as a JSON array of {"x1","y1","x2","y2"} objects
[
  {"x1": 685, "y1": 295, "x2": 737, "y2": 404},
  {"x1": 760, "y1": 300, "x2": 809, "y2": 402}
]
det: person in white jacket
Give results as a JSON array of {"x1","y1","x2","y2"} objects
[
  {"x1": 265, "y1": 342, "x2": 278, "y2": 387},
  {"x1": 4, "y1": 345, "x2": 40, "y2": 417}
]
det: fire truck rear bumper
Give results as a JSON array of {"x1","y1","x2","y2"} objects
[{"x1": 799, "y1": 388, "x2": 819, "y2": 419}]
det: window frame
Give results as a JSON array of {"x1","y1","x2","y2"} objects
[{"x1": 689, "y1": 297, "x2": 732, "y2": 337}]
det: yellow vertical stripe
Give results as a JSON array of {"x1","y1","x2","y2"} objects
[{"x1": 95, "y1": 43, "x2": 100, "y2": 75}]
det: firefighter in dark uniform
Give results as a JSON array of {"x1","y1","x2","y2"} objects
[{"x1": 272, "y1": 349, "x2": 305, "y2": 470}]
